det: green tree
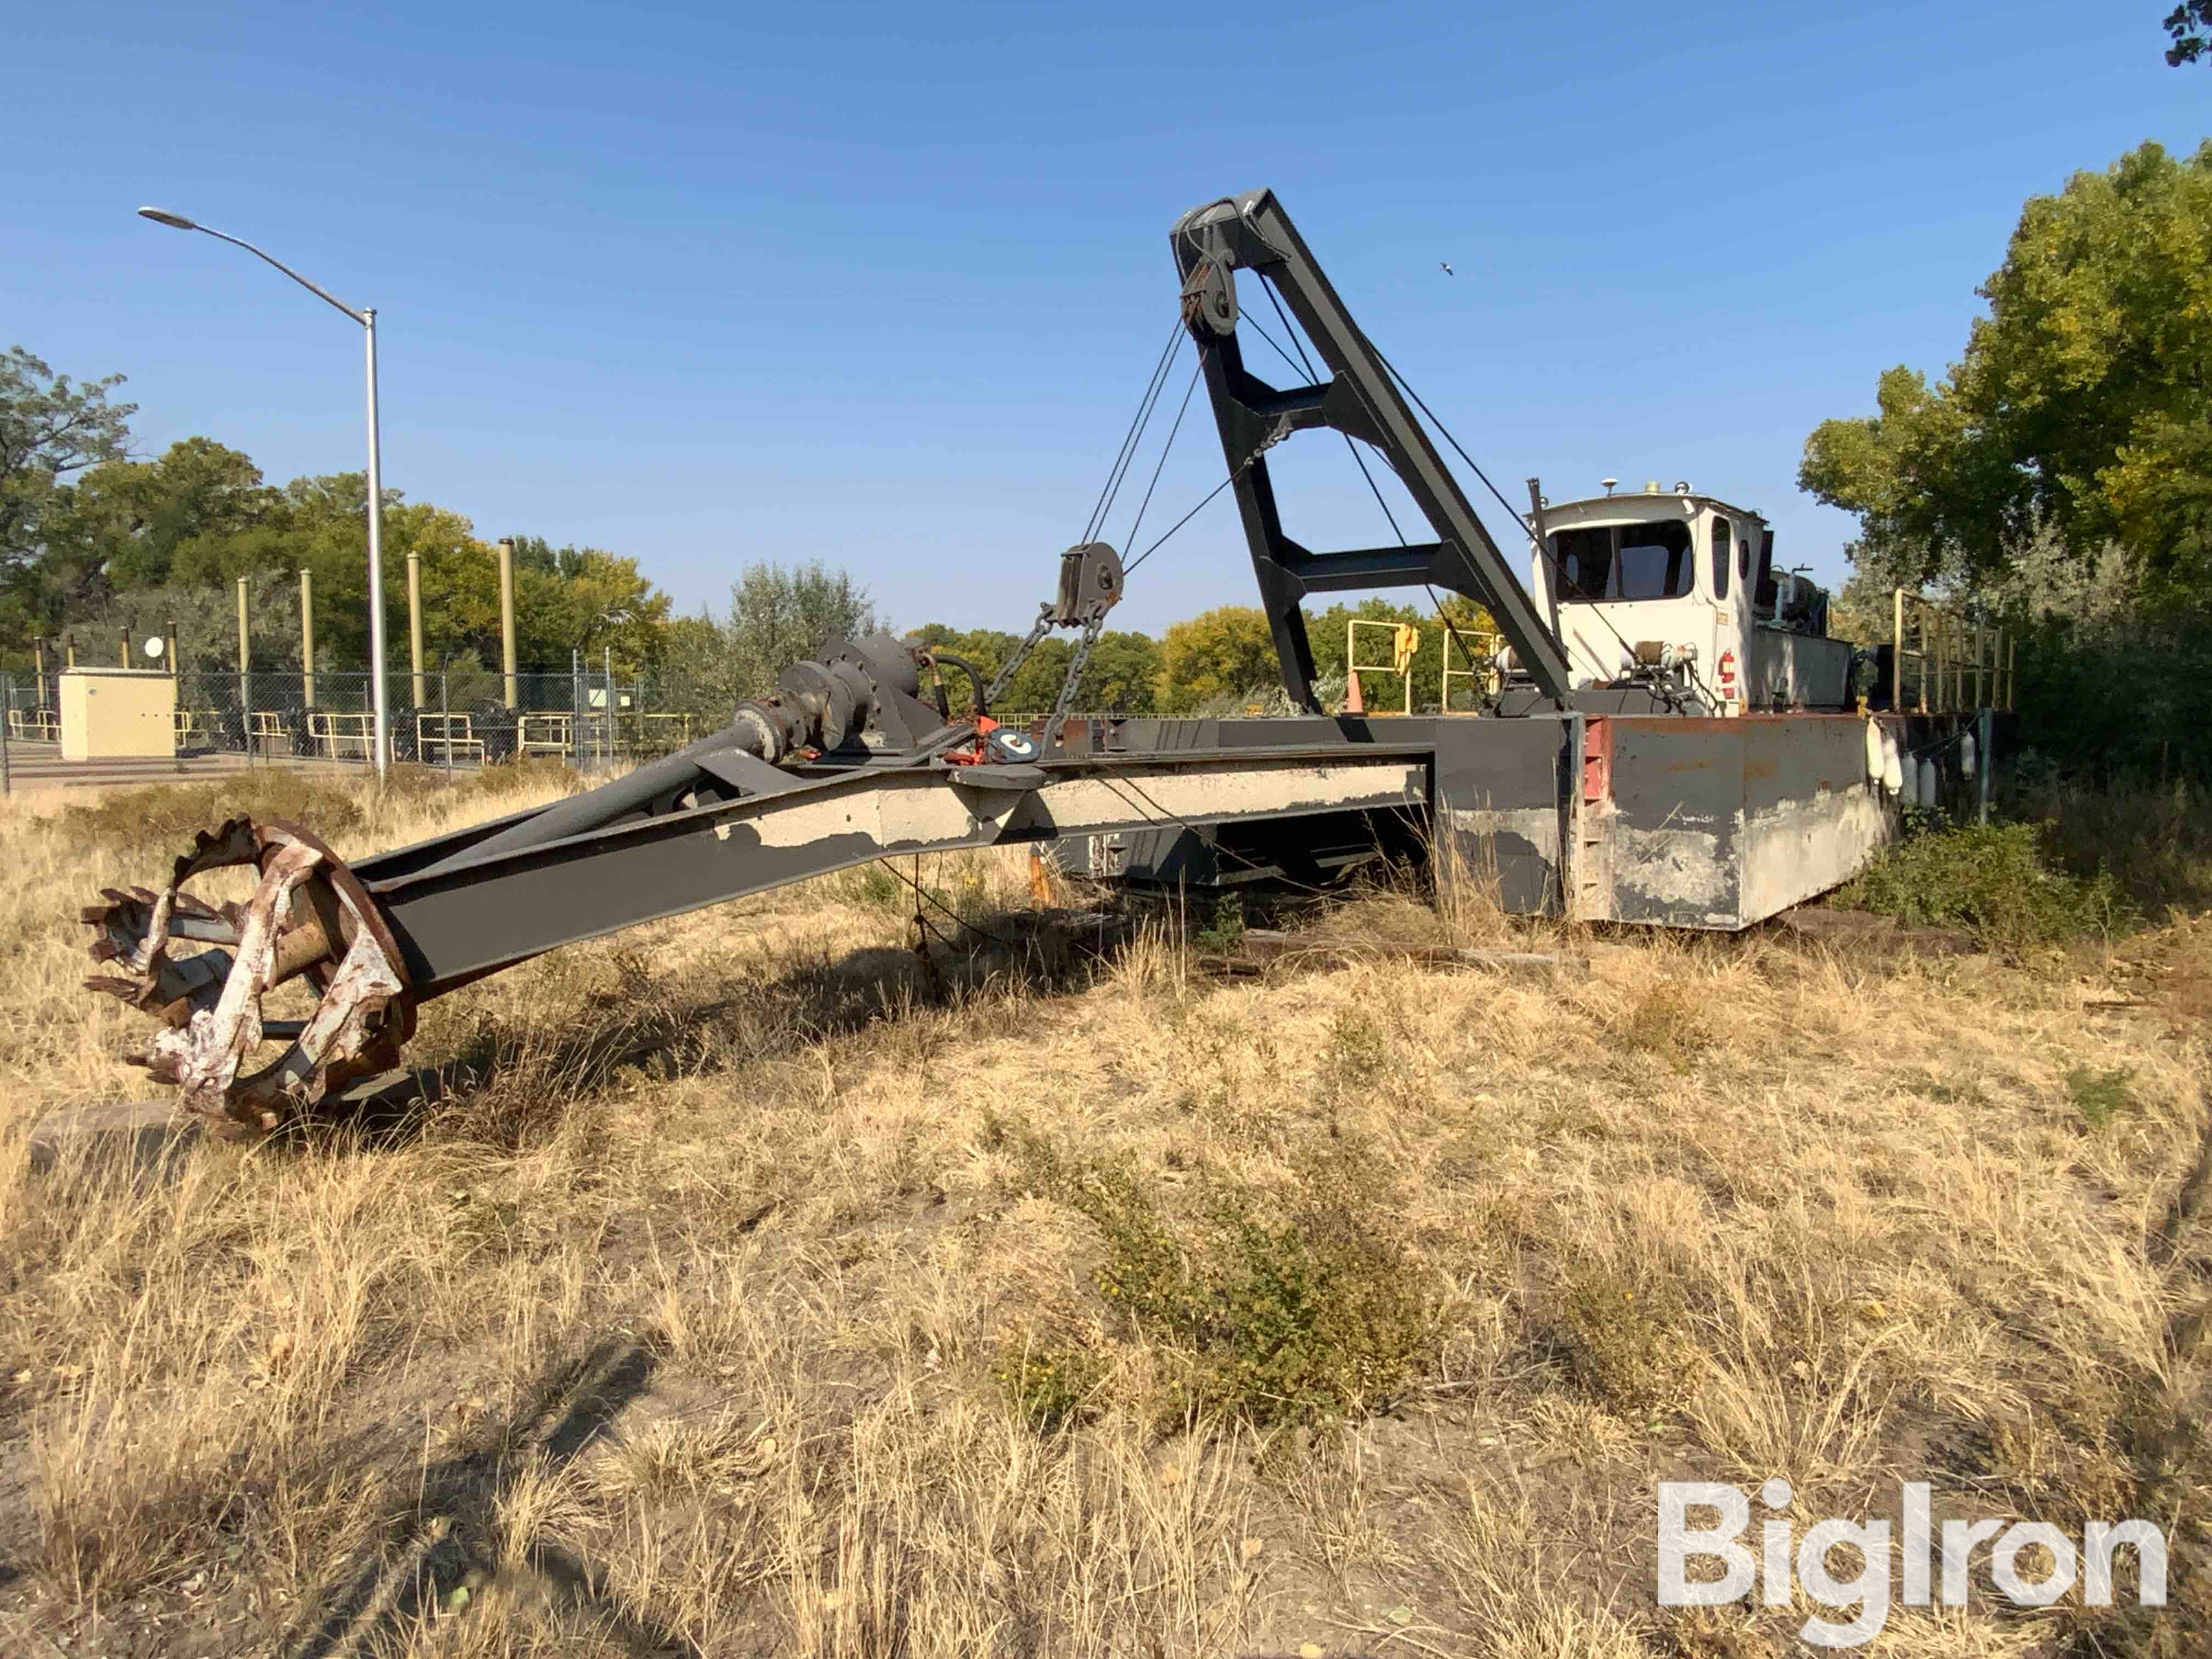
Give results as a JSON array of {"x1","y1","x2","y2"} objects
[
  {"x1": 0, "y1": 347, "x2": 135, "y2": 637},
  {"x1": 1802, "y1": 140, "x2": 2212, "y2": 594},
  {"x1": 2168, "y1": 1, "x2": 2211, "y2": 65},
  {"x1": 902, "y1": 624, "x2": 1160, "y2": 714},
  {"x1": 1155, "y1": 606, "x2": 1278, "y2": 712},
  {"x1": 67, "y1": 438, "x2": 275, "y2": 591},
  {"x1": 1081, "y1": 630, "x2": 1160, "y2": 713},
  {"x1": 80, "y1": 573, "x2": 305, "y2": 675},
  {"x1": 506, "y1": 543, "x2": 669, "y2": 675},
  {"x1": 659, "y1": 561, "x2": 882, "y2": 714}
]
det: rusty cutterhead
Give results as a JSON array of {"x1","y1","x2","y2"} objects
[{"x1": 81, "y1": 819, "x2": 413, "y2": 1136}]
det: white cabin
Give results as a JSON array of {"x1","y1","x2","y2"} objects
[{"x1": 1526, "y1": 482, "x2": 1853, "y2": 711}]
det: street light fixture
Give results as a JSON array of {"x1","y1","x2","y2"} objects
[{"x1": 136, "y1": 205, "x2": 391, "y2": 781}]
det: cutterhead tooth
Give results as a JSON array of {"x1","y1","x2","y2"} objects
[
  {"x1": 88, "y1": 939, "x2": 121, "y2": 963},
  {"x1": 84, "y1": 975, "x2": 142, "y2": 997}
]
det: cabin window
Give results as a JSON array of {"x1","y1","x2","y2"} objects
[
  {"x1": 1739, "y1": 536, "x2": 1751, "y2": 580},
  {"x1": 1549, "y1": 521, "x2": 1696, "y2": 602},
  {"x1": 1711, "y1": 515, "x2": 1732, "y2": 599}
]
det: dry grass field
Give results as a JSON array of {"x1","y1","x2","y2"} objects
[{"x1": 0, "y1": 766, "x2": 2208, "y2": 1657}]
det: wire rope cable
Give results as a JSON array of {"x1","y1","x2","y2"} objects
[
  {"x1": 1081, "y1": 318, "x2": 1183, "y2": 547},
  {"x1": 1256, "y1": 274, "x2": 1410, "y2": 545},
  {"x1": 1121, "y1": 363, "x2": 1203, "y2": 558}
]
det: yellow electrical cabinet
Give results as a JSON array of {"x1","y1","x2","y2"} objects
[{"x1": 59, "y1": 668, "x2": 177, "y2": 761}]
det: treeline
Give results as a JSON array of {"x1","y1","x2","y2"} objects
[
  {"x1": 1, "y1": 347, "x2": 1498, "y2": 714},
  {"x1": 0, "y1": 356, "x2": 670, "y2": 680},
  {"x1": 1804, "y1": 139, "x2": 2212, "y2": 783},
  {"x1": 906, "y1": 594, "x2": 1493, "y2": 715}
]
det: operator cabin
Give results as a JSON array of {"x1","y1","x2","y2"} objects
[{"x1": 1521, "y1": 479, "x2": 1850, "y2": 713}]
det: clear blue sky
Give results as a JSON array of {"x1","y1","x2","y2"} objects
[{"x1": 5, "y1": 1, "x2": 2205, "y2": 637}]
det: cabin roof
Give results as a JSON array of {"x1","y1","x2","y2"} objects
[{"x1": 1537, "y1": 489, "x2": 1767, "y2": 526}]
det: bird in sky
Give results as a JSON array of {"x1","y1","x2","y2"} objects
[{"x1": 1440, "y1": 261, "x2": 1454, "y2": 275}]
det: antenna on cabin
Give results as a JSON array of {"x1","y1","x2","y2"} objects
[{"x1": 1601, "y1": 477, "x2": 1617, "y2": 496}]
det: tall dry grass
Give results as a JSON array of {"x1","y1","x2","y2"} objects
[{"x1": 0, "y1": 767, "x2": 2205, "y2": 1655}]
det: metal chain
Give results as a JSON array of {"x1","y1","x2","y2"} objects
[
  {"x1": 983, "y1": 607, "x2": 1054, "y2": 709},
  {"x1": 1047, "y1": 615, "x2": 1107, "y2": 746}
]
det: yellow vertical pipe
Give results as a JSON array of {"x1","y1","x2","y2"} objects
[
  {"x1": 497, "y1": 538, "x2": 518, "y2": 711},
  {"x1": 406, "y1": 551, "x2": 426, "y2": 709},
  {"x1": 299, "y1": 569, "x2": 317, "y2": 708}
]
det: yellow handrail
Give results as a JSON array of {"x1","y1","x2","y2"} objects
[{"x1": 1889, "y1": 590, "x2": 2013, "y2": 713}]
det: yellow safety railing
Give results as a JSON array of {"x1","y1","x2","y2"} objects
[
  {"x1": 1346, "y1": 618, "x2": 1424, "y2": 715},
  {"x1": 1439, "y1": 623, "x2": 1503, "y2": 712},
  {"x1": 1891, "y1": 590, "x2": 2015, "y2": 714},
  {"x1": 249, "y1": 710, "x2": 294, "y2": 755},
  {"x1": 8, "y1": 707, "x2": 60, "y2": 742},
  {"x1": 518, "y1": 712, "x2": 573, "y2": 756},
  {"x1": 307, "y1": 711, "x2": 375, "y2": 760},
  {"x1": 416, "y1": 712, "x2": 486, "y2": 767}
]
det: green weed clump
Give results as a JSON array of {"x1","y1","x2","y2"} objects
[
  {"x1": 2066, "y1": 1065, "x2": 2137, "y2": 1131},
  {"x1": 1191, "y1": 894, "x2": 1246, "y2": 952},
  {"x1": 1556, "y1": 1262, "x2": 1700, "y2": 1419},
  {"x1": 1324, "y1": 1008, "x2": 1391, "y2": 1090},
  {"x1": 1833, "y1": 821, "x2": 2138, "y2": 952},
  {"x1": 1052, "y1": 1145, "x2": 1437, "y2": 1429},
  {"x1": 835, "y1": 864, "x2": 905, "y2": 911},
  {"x1": 993, "y1": 1344, "x2": 1104, "y2": 1432}
]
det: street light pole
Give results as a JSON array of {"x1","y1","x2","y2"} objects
[
  {"x1": 363, "y1": 305, "x2": 388, "y2": 775},
  {"x1": 137, "y1": 206, "x2": 390, "y2": 781}
]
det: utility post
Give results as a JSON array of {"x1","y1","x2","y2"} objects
[
  {"x1": 406, "y1": 551, "x2": 426, "y2": 710},
  {"x1": 570, "y1": 648, "x2": 583, "y2": 769},
  {"x1": 496, "y1": 538, "x2": 518, "y2": 711},
  {"x1": 33, "y1": 639, "x2": 47, "y2": 708},
  {"x1": 119, "y1": 627, "x2": 131, "y2": 668},
  {"x1": 236, "y1": 576, "x2": 251, "y2": 755},
  {"x1": 299, "y1": 569, "x2": 316, "y2": 709}
]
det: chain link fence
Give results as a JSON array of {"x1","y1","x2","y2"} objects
[
  {"x1": 2, "y1": 659, "x2": 748, "y2": 774},
  {"x1": 0, "y1": 657, "x2": 1147, "y2": 791}
]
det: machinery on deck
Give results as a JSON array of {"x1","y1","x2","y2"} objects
[{"x1": 80, "y1": 189, "x2": 1995, "y2": 1135}]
